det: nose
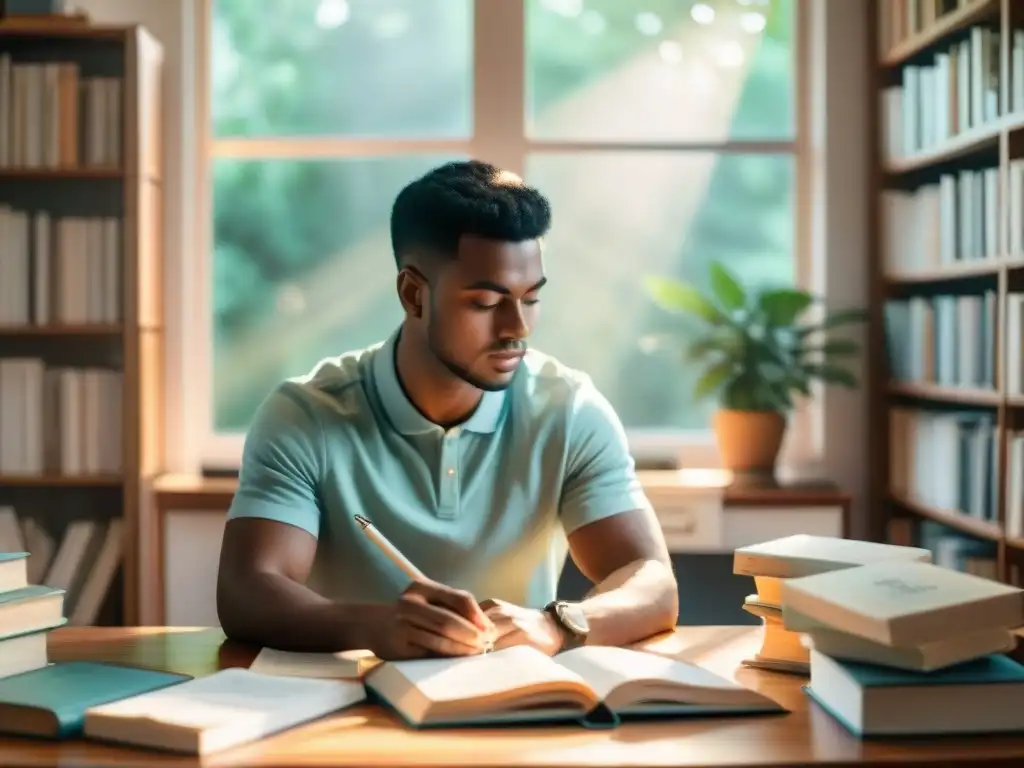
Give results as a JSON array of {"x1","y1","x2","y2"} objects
[{"x1": 497, "y1": 300, "x2": 530, "y2": 341}]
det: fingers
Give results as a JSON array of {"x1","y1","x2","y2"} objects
[
  {"x1": 403, "y1": 625, "x2": 482, "y2": 657},
  {"x1": 490, "y1": 629, "x2": 523, "y2": 651},
  {"x1": 399, "y1": 595, "x2": 486, "y2": 649},
  {"x1": 410, "y1": 580, "x2": 493, "y2": 632}
]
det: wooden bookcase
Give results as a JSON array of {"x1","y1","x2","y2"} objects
[
  {"x1": 869, "y1": 0, "x2": 1024, "y2": 587},
  {"x1": 0, "y1": 19, "x2": 163, "y2": 626}
]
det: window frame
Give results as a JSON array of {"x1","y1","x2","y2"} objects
[{"x1": 186, "y1": 0, "x2": 815, "y2": 471}]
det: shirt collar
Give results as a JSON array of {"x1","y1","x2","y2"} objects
[{"x1": 372, "y1": 328, "x2": 507, "y2": 436}]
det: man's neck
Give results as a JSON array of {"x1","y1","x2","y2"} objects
[{"x1": 394, "y1": 328, "x2": 482, "y2": 428}]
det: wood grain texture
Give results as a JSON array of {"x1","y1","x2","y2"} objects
[{"x1": 1, "y1": 626, "x2": 1022, "y2": 767}]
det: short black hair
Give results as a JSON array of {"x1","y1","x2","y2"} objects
[{"x1": 390, "y1": 159, "x2": 552, "y2": 268}]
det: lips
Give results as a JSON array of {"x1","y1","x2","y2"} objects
[{"x1": 489, "y1": 350, "x2": 524, "y2": 372}]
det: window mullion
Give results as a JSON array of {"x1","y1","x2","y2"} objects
[{"x1": 472, "y1": 0, "x2": 528, "y2": 174}]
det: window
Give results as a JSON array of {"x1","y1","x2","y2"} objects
[{"x1": 196, "y1": 0, "x2": 806, "y2": 467}]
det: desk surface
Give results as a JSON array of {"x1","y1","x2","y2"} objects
[{"x1": 4, "y1": 625, "x2": 1020, "y2": 768}]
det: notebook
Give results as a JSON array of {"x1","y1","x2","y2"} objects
[
  {"x1": 0, "y1": 661, "x2": 191, "y2": 738},
  {"x1": 84, "y1": 668, "x2": 367, "y2": 755},
  {"x1": 364, "y1": 644, "x2": 784, "y2": 728}
]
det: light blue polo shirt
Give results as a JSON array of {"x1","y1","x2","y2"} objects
[{"x1": 226, "y1": 328, "x2": 650, "y2": 609}]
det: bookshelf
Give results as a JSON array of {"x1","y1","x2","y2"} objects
[
  {"x1": 870, "y1": 0, "x2": 1024, "y2": 587},
  {"x1": 0, "y1": 19, "x2": 163, "y2": 626}
]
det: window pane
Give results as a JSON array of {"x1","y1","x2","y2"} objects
[
  {"x1": 211, "y1": 0, "x2": 472, "y2": 138},
  {"x1": 525, "y1": 151, "x2": 794, "y2": 430},
  {"x1": 525, "y1": 0, "x2": 794, "y2": 142},
  {"x1": 211, "y1": 155, "x2": 459, "y2": 432}
]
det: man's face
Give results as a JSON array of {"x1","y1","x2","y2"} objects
[{"x1": 423, "y1": 235, "x2": 546, "y2": 391}]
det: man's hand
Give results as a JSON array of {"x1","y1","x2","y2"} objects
[
  {"x1": 364, "y1": 579, "x2": 495, "y2": 660},
  {"x1": 479, "y1": 598, "x2": 565, "y2": 656}
]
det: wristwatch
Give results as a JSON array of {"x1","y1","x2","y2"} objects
[{"x1": 544, "y1": 600, "x2": 590, "y2": 650}]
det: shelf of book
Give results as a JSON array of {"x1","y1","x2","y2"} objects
[
  {"x1": 0, "y1": 19, "x2": 164, "y2": 627},
  {"x1": 870, "y1": 0, "x2": 1024, "y2": 588}
]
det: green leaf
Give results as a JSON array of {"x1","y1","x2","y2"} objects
[
  {"x1": 693, "y1": 361, "x2": 735, "y2": 401},
  {"x1": 721, "y1": 376, "x2": 758, "y2": 410},
  {"x1": 758, "y1": 288, "x2": 814, "y2": 327},
  {"x1": 708, "y1": 262, "x2": 746, "y2": 311},
  {"x1": 643, "y1": 275, "x2": 726, "y2": 325},
  {"x1": 768, "y1": 381, "x2": 793, "y2": 410},
  {"x1": 686, "y1": 328, "x2": 744, "y2": 363}
]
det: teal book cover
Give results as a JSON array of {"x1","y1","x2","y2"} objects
[
  {"x1": 0, "y1": 584, "x2": 64, "y2": 606},
  {"x1": 0, "y1": 661, "x2": 192, "y2": 739},
  {"x1": 804, "y1": 653, "x2": 1024, "y2": 738},
  {"x1": 833, "y1": 653, "x2": 1024, "y2": 687}
]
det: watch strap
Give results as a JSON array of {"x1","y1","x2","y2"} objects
[{"x1": 544, "y1": 600, "x2": 586, "y2": 650}]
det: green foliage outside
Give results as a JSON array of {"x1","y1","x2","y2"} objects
[{"x1": 210, "y1": 0, "x2": 796, "y2": 432}]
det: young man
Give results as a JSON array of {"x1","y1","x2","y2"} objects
[{"x1": 216, "y1": 160, "x2": 678, "y2": 660}]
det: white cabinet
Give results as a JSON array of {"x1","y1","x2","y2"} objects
[{"x1": 162, "y1": 510, "x2": 226, "y2": 627}]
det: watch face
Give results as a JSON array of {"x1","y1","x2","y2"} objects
[{"x1": 558, "y1": 602, "x2": 589, "y2": 635}]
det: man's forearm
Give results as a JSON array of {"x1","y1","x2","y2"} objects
[
  {"x1": 218, "y1": 571, "x2": 377, "y2": 652},
  {"x1": 577, "y1": 559, "x2": 679, "y2": 646}
]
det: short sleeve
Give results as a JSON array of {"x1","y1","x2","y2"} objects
[
  {"x1": 226, "y1": 384, "x2": 323, "y2": 538},
  {"x1": 559, "y1": 382, "x2": 650, "y2": 534}
]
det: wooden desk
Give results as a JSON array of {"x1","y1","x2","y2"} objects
[{"x1": 4, "y1": 626, "x2": 1024, "y2": 767}]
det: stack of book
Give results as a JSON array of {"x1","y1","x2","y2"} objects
[
  {"x1": 0, "y1": 551, "x2": 67, "y2": 679},
  {"x1": 785, "y1": 560, "x2": 1024, "y2": 737},
  {"x1": 732, "y1": 534, "x2": 932, "y2": 674}
]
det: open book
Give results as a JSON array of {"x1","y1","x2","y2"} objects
[{"x1": 364, "y1": 644, "x2": 784, "y2": 728}]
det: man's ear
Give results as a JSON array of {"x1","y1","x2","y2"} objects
[{"x1": 396, "y1": 267, "x2": 427, "y2": 319}]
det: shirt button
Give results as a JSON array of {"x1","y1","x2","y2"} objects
[
  {"x1": 447, "y1": 428, "x2": 460, "y2": 438},
  {"x1": 447, "y1": 468, "x2": 456, "y2": 477}
]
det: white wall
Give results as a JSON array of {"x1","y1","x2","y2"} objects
[{"x1": 814, "y1": 0, "x2": 871, "y2": 539}]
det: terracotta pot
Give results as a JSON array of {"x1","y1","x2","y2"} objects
[{"x1": 712, "y1": 408, "x2": 787, "y2": 478}]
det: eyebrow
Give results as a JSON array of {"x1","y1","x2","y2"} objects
[{"x1": 464, "y1": 277, "x2": 547, "y2": 295}]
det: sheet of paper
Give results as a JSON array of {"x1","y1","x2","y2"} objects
[{"x1": 249, "y1": 647, "x2": 379, "y2": 678}]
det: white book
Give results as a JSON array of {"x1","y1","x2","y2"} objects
[
  {"x1": 733, "y1": 534, "x2": 933, "y2": 580},
  {"x1": 84, "y1": 668, "x2": 366, "y2": 755},
  {"x1": 782, "y1": 560, "x2": 1024, "y2": 647}
]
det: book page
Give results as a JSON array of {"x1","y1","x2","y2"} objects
[
  {"x1": 554, "y1": 646, "x2": 768, "y2": 708},
  {"x1": 383, "y1": 645, "x2": 592, "y2": 704}
]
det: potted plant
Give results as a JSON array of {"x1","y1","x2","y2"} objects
[{"x1": 642, "y1": 262, "x2": 868, "y2": 479}]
